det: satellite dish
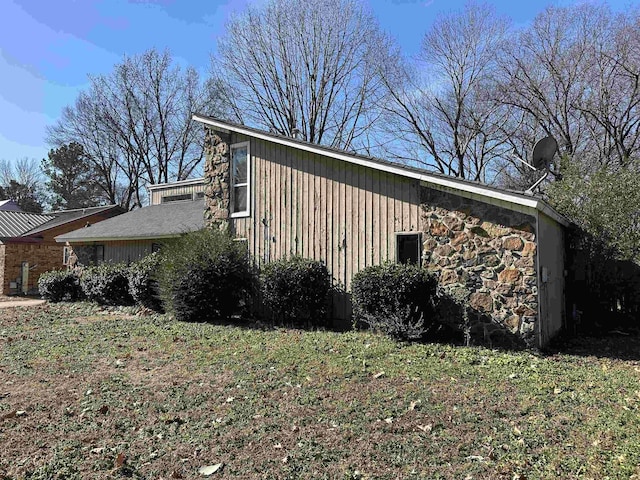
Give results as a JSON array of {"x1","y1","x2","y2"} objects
[{"x1": 532, "y1": 136, "x2": 558, "y2": 170}]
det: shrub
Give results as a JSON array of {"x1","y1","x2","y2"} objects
[
  {"x1": 351, "y1": 262, "x2": 437, "y2": 341},
  {"x1": 157, "y1": 228, "x2": 257, "y2": 322},
  {"x1": 261, "y1": 257, "x2": 330, "y2": 325},
  {"x1": 80, "y1": 263, "x2": 134, "y2": 306},
  {"x1": 38, "y1": 270, "x2": 83, "y2": 302},
  {"x1": 128, "y1": 253, "x2": 163, "y2": 311}
]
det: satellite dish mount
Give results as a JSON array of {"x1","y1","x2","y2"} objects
[{"x1": 511, "y1": 136, "x2": 558, "y2": 195}]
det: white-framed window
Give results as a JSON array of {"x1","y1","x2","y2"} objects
[
  {"x1": 63, "y1": 246, "x2": 71, "y2": 265},
  {"x1": 230, "y1": 141, "x2": 250, "y2": 218},
  {"x1": 396, "y1": 232, "x2": 422, "y2": 265}
]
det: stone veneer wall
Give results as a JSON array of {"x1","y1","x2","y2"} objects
[
  {"x1": 420, "y1": 187, "x2": 538, "y2": 346},
  {"x1": 203, "y1": 128, "x2": 231, "y2": 229}
]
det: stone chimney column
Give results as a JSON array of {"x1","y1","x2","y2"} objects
[{"x1": 204, "y1": 127, "x2": 231, "y2": 231}]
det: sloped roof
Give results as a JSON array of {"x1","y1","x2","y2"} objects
[
  {"x1": 193, "y1": 114, "x2": 570, "y2": 226},
  {"x1": 25, "y1": 205, "x2": 123, "y2": 236},
  {"x1": 0, "y1": 200, "x2": 23, "y2": 212},
  {"x1": 56, "y1": 199, "x2": 205, "y2": 242},
  {"x1": 0, "y1": 211, "x2": 55, "y2": 238}
]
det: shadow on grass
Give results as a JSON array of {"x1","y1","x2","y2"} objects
[{"x1": 545, "y1": 330, "x2": 640, "y2": 362}]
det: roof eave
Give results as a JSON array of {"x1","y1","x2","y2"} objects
[
  {"x1": 56, "y1": 233, "x2": 186, "y2": 244},
  {"x1": 193, "y1": 114, "x2": 570, "y2": 227}
]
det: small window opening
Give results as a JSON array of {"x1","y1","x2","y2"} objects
[
  {"x1": 396, "y1": 233, "x2": 421, "y2": 265},
  {"x1": 96, "y1": 245, "x2": 105, "y2": 264},
  {"x1": 161, "y1": 193, "x2": 192, "y2": 203}
]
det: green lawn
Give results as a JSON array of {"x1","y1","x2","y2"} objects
[{"x1": 1, "y1": 303, "x2": 639, "y2": 479}]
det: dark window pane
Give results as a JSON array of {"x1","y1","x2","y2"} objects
[
  {"x1": 232, "y1": 146, "x2": 248, "y2": 184},
  {"x1": 96, "y1": 245, "x2": 105, "y2": 263},
  {"x1": 162, "y1": 193, "x2": 192, "y2": 203},
  {"x1": 397, "y1": 234, "x2": 420, "y2": 264},
  {"x1": 233, "y1": 185, "x2": 247, "y2": 213}
]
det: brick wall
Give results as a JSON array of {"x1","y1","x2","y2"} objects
[{"x1": 1, "y1": 243, "x2": 65, "y2": 295}]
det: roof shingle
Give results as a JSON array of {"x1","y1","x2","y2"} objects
[{"x1": 56, "y1": 200, "x2": 205, "y2": 242}]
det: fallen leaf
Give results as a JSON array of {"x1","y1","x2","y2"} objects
[
  {"x1": 198, "y1": 463, "x2": 224, "y2": 475},
  {"x1": 115, "y1": 452, "x2": 125, "y2": 468},
  {"x1": 1, "y1": 411, "x2": 17, "y2": 420},
  {"x1": 466, "y1": 455, "x2": 485, "y2": 461}
]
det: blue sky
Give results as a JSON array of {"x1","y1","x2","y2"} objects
[{"x1": 0, "y1": 0, "x2": 634, "y2": 164}]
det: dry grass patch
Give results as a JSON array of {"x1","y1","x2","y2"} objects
[{"x1": 1, "y1": 303, "x2": 640, "y2": 479}]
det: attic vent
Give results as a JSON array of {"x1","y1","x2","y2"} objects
[{"x1": 161, "y1": 194, "x2": 192, "y2": 203}]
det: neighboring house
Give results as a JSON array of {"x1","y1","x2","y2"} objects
[
  {"x1": 0, "y1": 205, "x2": 124, "y2": 295},
  {"x1": 0, "y1": 200, "x2": 23, "y2": 212},
  {"x1": 56, "y1": 179, "x2": 205, "y2": 265},
  {"x1": 193, "y1": 114, "x2": 571, "y2": 348}
]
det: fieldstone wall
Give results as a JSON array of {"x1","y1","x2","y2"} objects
[
  {"x1": 204, "y1": 127, "x2": 231, "y2": 230},
  {"x1": 420, "y1": 187, "x2": 538, "y2": 346}
]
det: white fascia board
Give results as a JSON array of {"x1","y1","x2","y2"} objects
[
  {"x1": 193, "y1": 115, "x2": 570, "y2": 227},
  {"x1": 148, "y1": 177, "x2": 205, "y2": 190}
]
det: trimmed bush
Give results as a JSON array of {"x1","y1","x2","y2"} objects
[
  {"x1": 128, "y1": 253, "x2": 163, "y2": 311},
  {"x1": 261, "y1": 257, "x2": 330, "y2": 325},
  {"x1": 157, "y1": 229, "x2": 257, "y2": 322},
  {"x1": 351, "y1": 262, "x2": 438, "y2": 341},
  {"x1": 38, "y1": 270, "x2": 83, "y2": 302},
  {"x1": 80, "y1": 263, "x2": 134, "y2": 306}
]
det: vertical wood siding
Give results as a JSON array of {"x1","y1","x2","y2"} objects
[
  {"x1": 150, "y1": 183, "x2": 205, "y2": 206},
  {"x1": 103, "y1": 240, "x2": 155, "y2": 264},
  {"x1": 230, "y1": 135, "x2": 421, "y2": 298}
]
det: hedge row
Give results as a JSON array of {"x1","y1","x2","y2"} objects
[
  {"x1": 38, "y1": 254, "x2": 161, "y2": 310},
  {"x1": 39, "y1": 231, "x2": 444, "y2": 342}
]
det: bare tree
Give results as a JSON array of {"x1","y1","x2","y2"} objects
[
  {"x1": 380, "y1": 2, "x2": 511, "y2": 181},
  {"x1": 214, "y1": 0, "x2": 396, "y2": 150},
  {"x1": 575, "y1": 7, "x2": 640, "y2": 167},
  {"x1": 47, "y1": 48, "x2": 225, "y2": 209},
  {"x1": 0, "y1": 158, "x2": 45, "y2": 212},
  {"x1": 497, "y1": 4, "x2": 609, "y2": 163}
]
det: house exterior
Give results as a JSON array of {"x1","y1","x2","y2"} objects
[
  {"x1": 0, "y1": 205, "x2": 123, "y2": 295},
  {"x1": 194, "y1": 114, "x2": 570, "y2": 348},
  {"x1": 56, "y1": 179, "x2": 206, "y2": 265}
]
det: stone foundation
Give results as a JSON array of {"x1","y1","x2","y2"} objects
[{"x1": 420, "y1": 187, "x2": 538, "y2": 346}]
